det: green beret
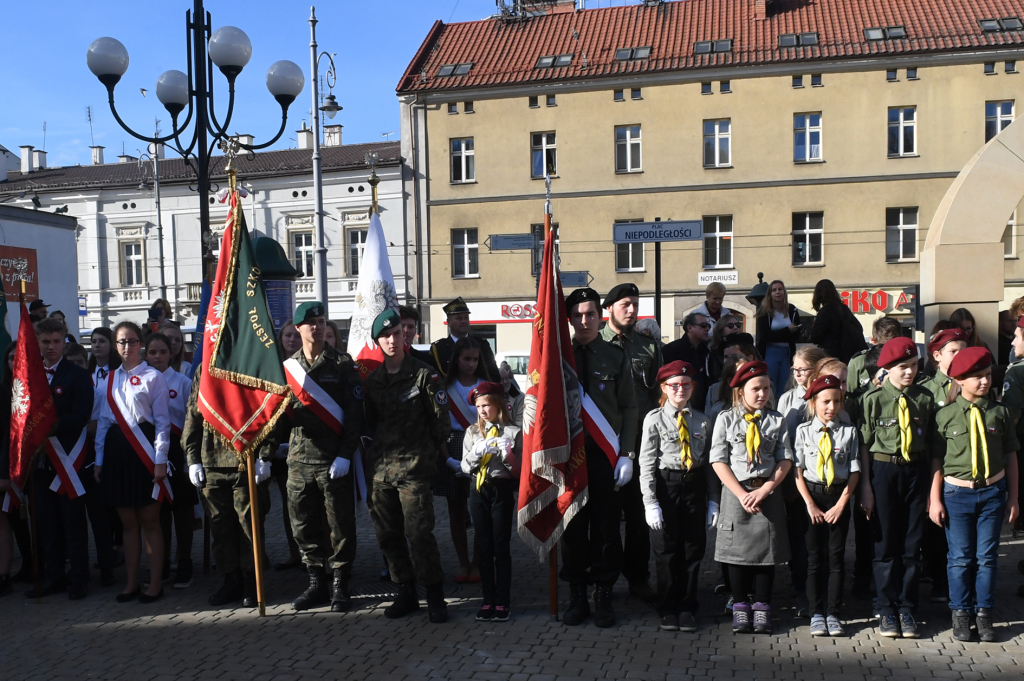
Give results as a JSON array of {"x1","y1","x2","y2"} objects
[
  {"x1": 372, "y1": 308, "x2": 402, "y2": 341},
  {"x1": 294, "y1": 301, "x2": 326, "y2": 326}
]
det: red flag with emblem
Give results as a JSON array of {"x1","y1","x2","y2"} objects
[{"x1": 8, "y1": 304, "x2": 58, "y2": 492}]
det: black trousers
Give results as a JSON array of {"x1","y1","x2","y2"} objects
[
  {"x1": 34, "y1": 471, "x2": 89, "y2": 585},
  {"x1": 561, "y1": 441, "x2": 623, "y2": 586},
  {"x1": 805, "y1": 490, "x2": 851, "y2": 616},
  {"x1": 469, "y1": 477, "x2": 514, "y2": 607},
  {"x1": 619, "y1": 434, "x2": 650, "y2": 584},
  {"x1": 783, "y1": 474, "x2": 809, "y2": 594},
  {"x1": 853, "y1": 505, "x2": 873, "y2": 585},
  {"x1": 727, "y1": 564, "x2": 775, "y2": 605},
  {"x1": 870, "y1": 459, "x2": 928, "y2": 616},
  {"x1": 81, "y1": 463, "x2": 114, "y2": 573},
  {"x1": 649, "y1": 469, "x2": 707, "y2": 616}
]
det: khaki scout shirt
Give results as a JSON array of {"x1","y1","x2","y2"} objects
[
  {"x1": 363, "y1": 354, "x2": 450, "y2": 481},
  {"x1": 1000, "y1": 360, "x2": 1024, "y2": 441},
  {"x1": 600, "y1": 324, "x2": 662, "y2": 421},
  {"x1": 573, "y1": 335, "x2": 638, "y2": 457},
  {"x1": 639, "y1": 405, "x2": 712, "y2": 508},
  {"x1": 920, "y1": 370, "x2": 956, "y2": 409},
  {"x1": 846, "y1": 348, "x2": 873, "y2": 392},
  {"x1": 859, "y1": 380, "x2": 934, "y2": 458},
  {"x1": 183, "y1": 363, "x2": 266, "y2": 469},
  {"x1": 794, "y1": 417, "x2": 861, "y2": 485},
  {"x1": 709, "y1": 407, "x2": 794, "y2": 482},
  {"x1": 934, "y1": 395, "x2": 1019, "y2": 481}
]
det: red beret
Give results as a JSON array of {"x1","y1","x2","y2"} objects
[
  {"x1": 730, "y1": 360, "x2": 768, "y2": 388},
  {"x1": 1017, "y1": 316, "x2": 1024, "y2": 329},
  {"x1": 657, "y1": 360, "x2": 696, "y2": 383},
  {"x1": 468, "y1": 381, "x2": 504, "y2": 406},
  {"x1": 947, "y1": 347, "x2": 993, "y2": 379},
  {"x1": 803, "y1": 374, "x2": 844, "y2": 400},
  {"x1": 878, "y1": 337, "x2": 919, "y2": 369},
  {"x1": 927, "y1": 328, "x2": 968, "y2": 355}
]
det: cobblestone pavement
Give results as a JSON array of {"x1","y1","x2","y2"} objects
[{"x1": 3, "y1": 487, "x2": 1024, "y2": 681}]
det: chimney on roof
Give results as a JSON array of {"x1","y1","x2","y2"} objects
[
  {"x1": 32, "y1": 149, "x2": 47, "y2": 170},
  {"x1": 754, "y1": 0, "x2": 769, "y2": 20},
  {"x1": 231, "y1": 134, "x2": 255, "y2": 146},
  {"x1": 296, "y1": 121, "x2": 314, "y2": 150},
  {"x1": 323, "y1": 124, "x2": 343, "y2": 148},
  {"x1": 0, "y1": 149, "x2": 7, "y2": 183},
  {"x1": 518, "y1": 0, "x2": 576, "y2": 14},
  {"x1": 91, "y1": 146, "x2": 105, "y2": 165},
  {"x1": 118, "y1": 153, "x2": 137, "y2": 163},
  {"x1": 148, "y1": 142, "x2": 165, "y2": 160},
  {"x1": 20, "y1": 146, "x2": 34, "y2": 174}
]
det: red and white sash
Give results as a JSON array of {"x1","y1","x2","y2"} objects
[
  {"x1": 2, "y1": 482, "x2": 23, "y2": 512},
  {"x1": 284, "y1": 359, "x2": 345, "y2": 436},
  {"x1": 580, "y1": 388, "x2": 620, "y2": 467},
  {"x1": 107, "y1": 372, "x2": 173, "y2": 503},
  {"x1": 448, "y1": 386, "x2": 476, "y2": 431},
  {"x1": 45, "y1": 429, "x2": 88, "y2": 499}
]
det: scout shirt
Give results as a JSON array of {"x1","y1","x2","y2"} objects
[
  {"x1": 859, "y1": 380, "x2": 935, "y2": 459},
  {"x1": 847, "y1": 347, "x2": 873, "y2": 392},
  {"x1": 639, "y1": 405, "x2": 714, "y2": 508},
  {"x1": 363, "y1": 354, "x2": 451, "y2": 482},
  {"x1": 999, "y1": 359, "x2": 1024, "y2": 442},
  {"x1": 600, "y1": 324, "x2": 662, "y2": 420},
  {"x1": 573, "y1": 335, "x2": 638, "y2": 456},
  {"x1": 461, "y1": 421, "x2": 521, "y2": 483},
  {"x1": 920, "y1": 369, "x2": 956, "y2": 410},
  {"x1": 709, "y1": 406, "x2": 794, "y2": 483},
  {"x1": 934, "y1": 395, "x2": 1019, "y2": 481},
  {"x1": 776, "y1": 386, "x2": 809, "y2": 443},
  {"x1": 794, "y1": 417, "x2": 861, "y2": 486},
  {"x1": 183, "y1": 363, "x2": 271, "y2": 469}
]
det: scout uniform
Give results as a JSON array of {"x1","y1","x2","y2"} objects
[
  {"x1": 934, "y1": 347, "x2": 1018, "y2": 642},
  {"x1": 919, "y1": 327, "x2": 969, "y2": 409},
  {"x1": 183, "y1": 362, "x2": 272, "y2": 608},
  {"x1": 600, "y1": 282, "x2": 662, "y2": 597},
  {"x1": 561, "y1": 287, "x2": 638, "y2": 628},
  {"x1": 859, "y1": 337, "x2": 935, "y2": 638},
  {"x1": 639, "y1": 361, "x2": 714, "y2": 631},
  {"x1": 160, "y1": 366, "x2": 198, "y2": 589},
  {"x1": 363, "y1": 309, "x2": 451, "y2": 622},
  {"x1": 794, "y1": 375, "x2": 861, "y2": 632},
  {"x1": 428, "y1": 297, "x2": 500, "y2": 381}
]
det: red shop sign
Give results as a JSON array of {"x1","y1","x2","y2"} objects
[{"x1": 841, "y1": 290, "x2": 915, "y2": 314}]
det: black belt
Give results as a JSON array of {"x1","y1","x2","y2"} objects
[
  {"x1": 806, "y1": 480, "x2": 847, "y2": 496},
  {"x1": 872, "y1": 453, "x2": 921, "y2": 466},
  {"x1": 658, "y1": 467, "x2": 701, "y2": 482},
  {"x1": 742, "y1": 477, "x2": 769, "y2": 491}
]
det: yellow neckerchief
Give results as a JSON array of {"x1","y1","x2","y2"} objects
[
  {"x1": 675, "y1": 408, "x2": 692, "y2": 470},
  {"x1": 967, "y1": 403, "x2": 991, "y2": 480},
  {"x1": 816, "y1": 423, "x2": 835, "y2": 487},
  {"x1": 897, "y1": 393, "x2": 913, "y2": 460},
  {"x1": 743, "y1": 411, "x2": 762, "y2": 466},
  {"x1": 476, "y1": 425, "x2": 500, "y2": 492}
]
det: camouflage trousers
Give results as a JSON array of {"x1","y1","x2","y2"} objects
[
  {"x1": 368, "y1": 474, "x2": 444, "y2": 587},
  {"x1": 201, "y1": 468, "x2": 271, "y2": 575},
  {"x1": 287, "y1": 461, "x2": 357, "y2": 577}
]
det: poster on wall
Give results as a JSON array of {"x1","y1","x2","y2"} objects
[
  {"x1": 0, "y1": 246, "x2": 39, "y2": 302},
  {"x1": 264, "y1": 279, "x2": 296, "y2": 333}
]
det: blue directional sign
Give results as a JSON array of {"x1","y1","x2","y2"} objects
[
  {"x1": 488, "y1": 233, "x2": 536, "y2": 251},
  {"x1": 612, "y1": 220, "x2": 703, "y2": 244},
  {"x1": 560, "y1": 271, "x2": 591, "y2": 288}
]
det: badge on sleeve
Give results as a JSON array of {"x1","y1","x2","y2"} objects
[
  {"x1": 435, "y1": 390, "x2": 449, "y2": 406},
  {"x1": 1005, "y1": 381, "x2": 1012, "y2": 394},
  {"x1": 353, "y1": 386, "x2": 363, "y2": 400}
]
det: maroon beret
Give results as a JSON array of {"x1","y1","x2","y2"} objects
[
  {"x1": 468, "y1": 381, "x2": 504, "y2": 406},
  {"x1": 1017, "y1": 315, "x2": 1024, "y2": 329},
  {"x1": 878, "y1": 337, "x2": 919, "y2": 369},
  {"x1": 927, "y1": 328, "x2": 968, "y2": 356},
  {"x1": 803, "y1": 374, "x2": 844, "y2": 401},
  {"x1": 729, "y1": 360, "x2": 769, "y2": 388},
  {"x1": 656, "y1": 360, "x2": 696, "y2": 383},
  {"x1": 948, "y1": 347, "x2": 993, "y2": 379}
]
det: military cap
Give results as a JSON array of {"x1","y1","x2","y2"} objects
[
  {"x1": 948, "y1": 346, "x2": 993, "y2": 379},
  {"x1": 565, "y1": 287, "x2": 601, "y2": 315},
  {"x1": 878, "y1": 337, "x2": 918, "y2": 369},
  {"x1": 730, "y1": 360, "x2": 769, "y2": 388},
  {"x1": 723, "y1": 332, "x2": 755, "y2": 349},
  {"x1": 443, "y1": 297, "x2": 471, "y2": 317},
  {"x1": 293, "y1": 301, "x2": 326, "y2": 326},
  {"x1": 602, "y1": 283, "x2": 640, "y2": 309},
  {"x1": 656, "y1": 360, "x2": 696, "y2": 383},
  {"x1": 802, "y1": 374, "x2": 843, "y2": 400},
  {"x1": 371, "y1": 308, "x2": 402, "y2": 341},
  {"x1": 927, "y1": 327, "x2": 968, "y2": 356},
  {"x1": 468, "y1": 381, "x2": 504, "y2": 405},
  {"x1": 29, "y1": 300, "x2": 49, "y2": 312}
]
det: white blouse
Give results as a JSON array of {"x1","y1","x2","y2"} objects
[
  {"x1": 92, "y1": 365, "x2": 110, "y2": 422},
  {"x1": 162, "y1": 367, "x2": 192, "y2": 433},
  {"x1": 95, "y1": 361, "x2": 172, "y2": 466}
]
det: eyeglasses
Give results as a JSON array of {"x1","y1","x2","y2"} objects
[
  {"x1": 696, "y1": 323, "x2": 712, "y2": 329},
  {"x1": 791, "y1": 367, "x2": 813, "y2": 375},
  {"x1": 115, "y1": 339, "x2": 141, "y2": 347},
  {"x1": 723, "y1": 323, "x2": 742, "y2": 330},
  {"x1": 664, "y1": 381, "x2": 693, "y2": 391}
]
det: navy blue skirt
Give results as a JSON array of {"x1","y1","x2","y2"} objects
[{"x1": 102, "y1": 421, "x2": 159, "y2": 509}]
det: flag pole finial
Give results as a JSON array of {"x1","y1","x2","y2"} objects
[
  {"x1": 365, "y1": 151, "x2": 380, "y2": 215},
  {"x1": 219, "y1": 138, "x2": 241, "y2": 193},
  {"x1": 14, "y1": 258, "x2": 27, "y2": 300}
]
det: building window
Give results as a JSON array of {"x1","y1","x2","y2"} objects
[
  {"x1": 1008, "y1": 61, "x2": 1018, "y2": 73},
  {"x1": 702, "y1": 215, "x2": 733, "y2": 269},
  {"x1": 464, "y1": 101, "x2": 474, "y2": 113},
  {"x1": 886, "y1": 69, "x2": 898, "y2": 81},
  {"x1": 986, "y1": 101, "x2": 1014, "y2": 141},
  {"x1": 614, "y1": 125, "x2": 642, "y2": 173},
  {"x1": 438, "y1": 63, "x2": 473, "y2": 77},
  {"x1": 614, "y1": 89, "x2": 624, "y2": 102},
  {"x1": 720, "y1": 80, "x2": 731, "y2": 93},
  {"x1": 1004, "y1": 213, "x2": 1017, "y2": 258},
  {"x1": 887, "y1": 107, "x2": 916, "y2": 157},
  {"x1": 695, "y1": 39, "x2": 733, "y2": 54},
  {"x1": 980, "y1": 17, "x2": 1024, "y2": 32},
  {"x1": 811, "y1": 74, "x2": 822, "y2": 86},
  {"x1": 531, "y1": 223, "x2": 559, "y2": 276},
  {"x1": 907, "y1": 68, "x2": 919, "y2": 80},
  {"x1": 631, "y1": 88, "x2": 642, "y2": 100},
  {"x1": 347, "y1": 229, "x2": 367, "y2": 276},
  {"x1": 447, "y1": 102, "x2": 458, "y2": 114},
  {"x1": 985, "y1": 62, "x2": 996, "y2": 75},
  {"x1": 703, "y1": 119, "x2": 731, "y2": 168},
  {"x1": 122, "y1": 241, "x2": 144, "y2": 287},
  {"x1": 450, "y1": 137, "x2": 475, "y2": 183},
  {"x1": 794, "y1": 113, "x2": 822, "y2": 162},
  {"x1": 531, "y1": 131, "x2": 557, "y2": 178},
  {"x1": 535, "y1": 54, "x2": 573, "y2": 69},
  {"x1": 701, "y1": 82, "x2": 712, "y2": 94},
  {"x1": 546, "y1": 94, "x2": 557, "y2": 107},
  {"x1": 792, "y1": 75, "x2": 803, "y2": 88},
  {"x1": 614, "y1": 46, "x2": 652, "y2": 60},
  {"x1": 292, "y1": 231, "x2": 314, "y2": 278},
  {"x1": 529, "y1": 96, "x2": 539, "y2": 108},
  {"x1": 865, "y1": 26, "x2": 907, "y2": 40},
  {"x1": 614, "y1": 219, "x2": 644, "y2": 272},
  {"x1": 886, "y1": 207, "x2": 918, "y2": 262},
  {"x1": 452, "y1": 228, "x2": 479, "y2": 278},
  {"x1": 792, "y1": 212, "x2": 824, "y2": 265},
  {"x1": 779, "y1": 32, "x2": 817, "y2": 47}
]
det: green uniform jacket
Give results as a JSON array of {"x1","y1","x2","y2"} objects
[
  {"x1": 933, "y1": 395, "x2": 1020, "y2": 480},
  {"x1": 859, "y1": 380, "x2": 935, "y2": 458},
  {"x1": 919, "y1": 369, "x2": 956, "y2": 410},
  {"x1": 846, "y1": 347, "x2": 873, "y2": 392},
  {"x1": 573, "y1": 335, "x2": 638, "y2": 457},
  {"x1": 364, "y1": 354, "x2": 451, "y2": 481},
  {"x1": 261, "y1": 345, "x2": 364, "y2": 465},
  {"x1": 1000, "y1": 360, "x2": 1024, "y2": 442},
  {"x1": 183, "y1": 363, "x2": 270, "y2": 468},
  {"x1": 600, "y1": 324, "x2": 662, "y2": 419}
]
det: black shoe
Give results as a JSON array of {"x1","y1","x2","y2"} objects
[
  {"x1": 242, "y1": 572, "x2": 258, "y2": 608},
  {"x1": 899, "y1": 612, "x2": 920, "y2": 639},
  {"x1": 879, "y1": 614, "x2": 900, "y2": 638},
  {"x1": 208, "y1": 570, "x2": 244, "y2": 607},
  {"x1": 68, "y1": 582, "x2": 88, "y2": 601},
  {"x1": 139, "y1": 589, "x2": 164, "y2": 604},
  {"x1": 678, "y1": 611, "x2": 698, "y2": 633},
  {"x1": 100, "y1": 570, "x2": 116, "y2": 588},
  {"x1": 425, "y1": 583, "x2": 448, "y2": 623},
  {"x1": 951, "y1": 610, "x2": 972, "y2": 641},
  {"x1": 25, "y1": 579, "x2": 67, "y2": 599},
  {"x1": 331, "y1": 570, "x2": 351, "y2": 613},
  {"x1": 384, "y1": 582, "x2": 420, "y2": 619},
  {"x1": 116, "y1": 587, "x2": 141, "y2": 603},
  {"x1": 976, "y1": 608, "x2": 996, "y2": 642},
  {"x1": 659, "y1": 613, "x2": 679, "y2": 631},
  {"x1": 852, "y1": 578, "x2": 872, "y2": 601},
  {"x1": 292, "y1": 566, "x2": 330, "y2": 611},
  {"x1": 593, "y1": 585, "x2": 615, "y2": 628},
  {"x1": 628, "y1": 579, "x2": 655, "y2": 604},
  {"x1": 563, "y1": 583, "x2": 590, "y2": 626},
  {"x1": 476, "y1": 604, "x2": 494, "y2": 621},
  {"x1": 173, "y1": 558, "x2": 193, "y2": 589}
]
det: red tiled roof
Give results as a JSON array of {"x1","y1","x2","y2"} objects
[{"x1": 397, "y1": 0, "x2": 1024, "y2": 93}]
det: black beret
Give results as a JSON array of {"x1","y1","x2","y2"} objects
[
  {"x1": 723, "y1": 332, "x2": 755, "y2": 349},
  {"x1": 565, "y1": 287, "x2": 601, "y2": 315},
  {"x1": 602, "y1": 283, "x2": 640, "y2": 308}
]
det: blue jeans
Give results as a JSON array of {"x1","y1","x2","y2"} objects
[
  {"x1": 943, "y1": 479, "x2": 1008, "y2": 612},
  {"x1": 765, "y1": 345, "x2": 791, "y2": 396}
]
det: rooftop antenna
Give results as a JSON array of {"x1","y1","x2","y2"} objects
[
  {"x1": 42, "y1": 122, "x2": 47, "y2": 151},
  {"x1": 86, "y1": 106, "x2": 95, "y2": 147},
  {"x1": 382, "y1": 131, "x2": 397, "y2": 141}
]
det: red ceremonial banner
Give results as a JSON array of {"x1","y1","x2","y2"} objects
[{"x1": 9, "y1": 304, "x2": 57, "y2": 489}]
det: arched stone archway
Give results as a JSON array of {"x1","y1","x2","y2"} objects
[{"x1": 921, "y1": 115, "x2": 1024, "y2": 348}]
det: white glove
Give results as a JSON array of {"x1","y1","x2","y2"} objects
[
  {"x1": 254, "y1": 460, "x2": 272, "y2": 484},
  {"x1": 188, "y1": 464, "x2": 206, "y2": 488},
  {"x1": 707, "y1": 500, "x2": 720, "y2": 530},
  {"x1": 613, "y1": 456, "x2": 634, "y2": 487},
  {"x1": 496, "y1": 437, "x2": 514, "y2": 461},
  {"x1": 329, "y1": 457, "x2": 351, "y2": 479},
  {"x1": 645, "y1": 505, "x2": 664, "y2": 531},
  {"x1": 446, "y1": 457, "x2": 462, "y2": 472},
  {"x1": 471, "y1": 439, "x2": 490, "y2": 456}
]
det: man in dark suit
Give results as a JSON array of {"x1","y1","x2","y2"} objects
[
  {"x1": 428, "y1": 297, "x2": 499, "y2": 380},
  {"x1": 662, "y1": 312, "x2": 711, "y2": 411},
  {"x1": 26, "y1": 318, "x2": 94, "y2": 600}
]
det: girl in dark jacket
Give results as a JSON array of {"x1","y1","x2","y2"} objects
[
  {"x1": 809, "y1": 279, "x2": 865, "y2": 363},
  {"x1": 755, "y1": 280, "x2": 802, "y2": 393}
]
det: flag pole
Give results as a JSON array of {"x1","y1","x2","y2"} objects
[
  {"x1": 245, "y1": 450, "x2": 267, "y2": 617},
  {"x1": 543, "y1": 173, "x2": 559, "y2": 623},
  {"x1": 18, "y1": 275, "x2": 42, "y2": 604}
]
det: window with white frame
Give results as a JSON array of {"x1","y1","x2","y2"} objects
[
  {"x1": 703, "y1": 119, "x2": 731, "y2": 168},
  {"x1": 452, "y1": 228, "x2": 479, "y2": 278},
  {"x1": 450, "y1": 137, "x2": 475, "y2": 183},
  {"x1": 531, "y1": 132, "x2": 557, "y2": 178},
  {"x1": 792, "y1": 212, "x2": 824, "y2": 265},
  {"x1": 794, "y1": 113, "x2": 822, "y2": 162},
  {"x1": 986, "y1": 101, "x2": 1014, "y2": 142},
  {"x1": 614, "y1": 219, "x2": 644, "y2": 272},
  {"x1": 886, "y1": 207, "x2": 919, "y2": 262},
  {"x1": 122, "y1": 241, "x2": 144, "y2": 287},
  {"x1": 292, "y1": 230, "x2": 314, "y2": 278},
  {"x1": 347, "y1": 229, "x2": 367, "y2": 276},
  {"x1": 1004, "y1": 212, "x2": 1017, "y2": 258},
  {"x1": 887, "y1": 107, "x2": 917, "y2": 156},
  {"x1": 531, "y1": 222, "x2": 560, "y2": 276},
  {"x1": 614, "y1": 125, "x2": 642, "y2": 172},
  {"x1": 702, "y1": 215, "x2": 733, "y2": 268}
]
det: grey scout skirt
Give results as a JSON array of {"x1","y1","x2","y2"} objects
[{"x1": 713, "y1": 485, "x2": 791, "y2": 566}]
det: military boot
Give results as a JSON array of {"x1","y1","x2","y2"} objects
[
  {"x1": 242, "y1": 571, "x2": 258, "y2": 608},
  {"x1": 425, "y1": 583, "x2": 448, "y2": 623},
  {"x1": 208, "y1": 570, "x2": 243, "y2": 607},
  {"x1": 331, "y1": 569, "x2": 351, "y2": 613},
  {"x1": 384, "y1": 582, "x2": 420, "y2": 619},
  {"x1": 562, "y1": 583, "x2": 590, "y2": 626},
  {"x1": 292, "y1": 566, "x2": 330, "y2": 611},
  {"x1": 593, "y1": 585, "x2": 616, "y2": 628}
]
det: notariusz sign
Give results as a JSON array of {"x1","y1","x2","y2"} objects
[{"x1": 612, "y1": 220, "x2": 703, "y2": 244}]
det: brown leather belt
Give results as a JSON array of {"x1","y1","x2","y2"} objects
[
  {"x1": 872, "y1": 453, "x2": 920, "y2": 466},
  {"x1": 742, "y1": 477, "x2": 769, "y2": 490},
  {"x1": 944, "y1": 470, "x2": 1005, "y2": 490}
]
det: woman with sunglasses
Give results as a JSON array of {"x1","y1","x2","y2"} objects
[
  {"x1": 706, "y1": 314, "x2": 744, "y2": 386},
  {"x1": 755, "y1": 280, "x2": 803, "y2": 395}
]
